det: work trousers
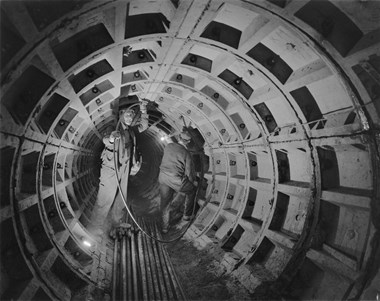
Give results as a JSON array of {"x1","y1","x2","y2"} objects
[
  {"x1": 89, "y1": 160, "x2": 129, "y2": 231},
  {"x1": 159, "y1": 174, "x2": 196, "y2": 229}
]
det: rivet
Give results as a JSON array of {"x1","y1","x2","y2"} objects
[
  {"x1": 251, "y1": 161, "x2": 257, "y2": 167},
  {"x1": 265, "y1": 115, "x2": 273, "y2": 122},
  {"x1": 212, "y1": 225, "x2": 218, "y2": 231},
  {"x1": 187, "y1": 110, "x2": 191, "y2": 115},
  {"x1": 216, "y1": 160, "x2": 220, "y2": 164},
  {"x1": 176, "y1": 74, "x2": 182, "y2": 81},
  {"x1": 347, "y1": 229, "x2": 356, "y2": 240},
  {"x1": 220, "y1": 129, "x2": 226, "y2": 134},
  {"x1": 48, "y1": 211, "x2": 55, "y2": 218},
  {"x1": 213, "y1": 93, "x2": 219, "y2": 99},
  {"x1": 138, "y1": 51, "x2": 145, "y2": 59},
  {"x1": 198, "y1": 103, "x2": 203, "y2": 108},
  {"x1": 60, "y1": 202, "x2": 66, "y2": 208},
  {"x1": 239, "y1": 123, "x2": 245, "y2": 129},
  {"x1": 131, "y1": 84, "x2": 136, "y2": 91},
  {"x1": 234, "y1": 77, "x2": 242, "y2": 85},
  {"x1": 58, "y1": 119, "x2": 66, "y2": 126},
  {"x1": 166, "y1": 87, "x2": 172, "y2": 93},
  {"x1": 86, "y1": 69, "x2": 95, "y2": 78},
  {"x1": 92, "y1": 87, "x2": 99, "y2": 94},
  {"x1": 96, "y1": 99, "x2": 102, "y2": 105},
  {"x1": 248, "y1": 200, "x2": 255, "y2": 206},
  {"x1": 266, "y1": 56, "x2": 277, "y2": 67},
  {"x1": 189, "y1": 55, "x2": 197, "y2": 63}
]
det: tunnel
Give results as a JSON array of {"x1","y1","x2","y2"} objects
[{"x1": 1, "y1": 0, "x2": 380, "y2": 300}]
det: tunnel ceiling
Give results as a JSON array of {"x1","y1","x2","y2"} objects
[{"x1": 1, "y1": 0, "x2": 380, "y2": 300}]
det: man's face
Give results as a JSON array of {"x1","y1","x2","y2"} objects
[{"x1": 123, "y1": 109, "x2": 135, "y2": 125}]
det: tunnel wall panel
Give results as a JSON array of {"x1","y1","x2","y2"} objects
[
  {"x1": 200, "y1": 21, "x2": 241, "y2": 49},
  {"x1": 181, "y1": 53, "x2": 212, "y2": 72},
  {"x1": 290, "y1": 86, "x2": 323, "y2": 125},
  {"x1": 122, "y1": 48, "x2": 155, "y2": 66},
  {"x1": 0, "y1": 146, "x2": 15, "y2": 208},
  {"x1": 52, "y1": 23, "x2": 114, "y2": 72},
  {"x1": 20, "y1": 151, "x2": 40, "y2": 194},
  {"x1": 25, "y1": 0, "x2": 89, "y2": 31},
  {"x1": 42, "y1": 153, "x2": 55, "y2": 187},
  {"x1": 23, "y1": 204, "x2": 54, "y2": 253},
  {"x1": 0, "y1": 10, "x2": 26, "y2": 68},
  {"x1": 50, "y1": 256, "x2": 88, "y2": 291},
  {"x1": 295, "y1": 0, "x2": 363, "y2": 57},
  {"x1": 125, "y1": 13, "x2": 169, "y2": 39},
  {"x1": 246, "y1": 42, "x2": 293, "y2": 84},
  {"x1": 218, "y1": 69, "x2": 253, "y2": 100},
  {"x1": 0, "y1": 219, "x2": 33, "y2": 283},
  {"x1": 253, "y1": 103, "x2": 278, "y2": 133},
  {"x1": 69, "y1": 59, "x2": 114, "y2": 93},
  {"x1": 54, "y1": 107, "x2": 78, "y2": 138},
  {"x1": 79, "y1": 79, "x2": 114, "y2": 106},
  {"x1": 36, "y1": 93, "x2": 69, "y2": 134},
  {"x1": 2, "y1": 66, "x2": 55, "y2": 125}
]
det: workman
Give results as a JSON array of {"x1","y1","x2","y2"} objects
[
  {"x1": 88, "y1": 100, "x2": 148, "y2": 239},
  {"x1": 159, "y1": 131, "x2": 197, "y2": 233}
]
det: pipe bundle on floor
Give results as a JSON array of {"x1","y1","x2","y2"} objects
[{"x1": 112, "y1": 216, "x2": 186, "y2": 301}]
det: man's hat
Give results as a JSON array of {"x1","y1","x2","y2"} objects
[{"x1": 119, "y1": 95, "x2": 139, "y2": 111}]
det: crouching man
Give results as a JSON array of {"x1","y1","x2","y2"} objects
[{"x1": 159, "y1": 131, "x2": 197, "y2": 233}]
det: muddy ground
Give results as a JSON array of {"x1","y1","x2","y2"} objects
[{"x1": 165, "y1": 238, "x2": 253, "y2": 301}]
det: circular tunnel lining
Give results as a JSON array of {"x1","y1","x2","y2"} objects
[{"x1": 0, "y1": 1, "x2": 379, "y2": 300}]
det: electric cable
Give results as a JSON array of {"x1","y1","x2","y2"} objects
[{"x1": 111, "y1": 120, "x2": 204, "y2": 244}]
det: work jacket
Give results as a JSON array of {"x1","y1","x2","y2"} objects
[{"x1": 159, "y1": 142, "x2": 195, "y2": 192}]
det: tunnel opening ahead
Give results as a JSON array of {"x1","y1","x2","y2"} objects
[{"x1": 0, "y1": 0, "x2": 379, "y2": 300}]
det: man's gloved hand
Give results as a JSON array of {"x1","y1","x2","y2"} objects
[
  {"x1": 140, "y1": 100, "x2": 148, "y2": 114},
  {"x1": 130, "y1": 161, "x2": 141, "y2": 176},
  {"x1": 109, "y1": 131, "x2": 121, "y2": 143},
  {"x1": 193, "y1": 176, "x2": 201, "y2": 187}
]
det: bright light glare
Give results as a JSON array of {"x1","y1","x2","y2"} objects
[
  {"x1": 82, "y1": 240, "x2": 92, "y2": 247},
  {"x1": 160, "y1": 136, "x2": 165, "y2": 141}
]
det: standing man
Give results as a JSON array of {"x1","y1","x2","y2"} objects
[
  {"x1": 88, "y1": 101, "x2": 148, "y2": 239},
  {"x1": 109, "y1": 102, "x2": 148, "y2": 227},
  {"x1": 159, "y1": 131, "x2": 198, "y2": 233}
]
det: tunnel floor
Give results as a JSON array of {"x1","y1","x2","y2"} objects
[
  {"x1": 124, "y1": 171, "x2": 250, "y2": 300},
  {"x1": 166, "y1": 239, "x2": 253, "y2": 301}
]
